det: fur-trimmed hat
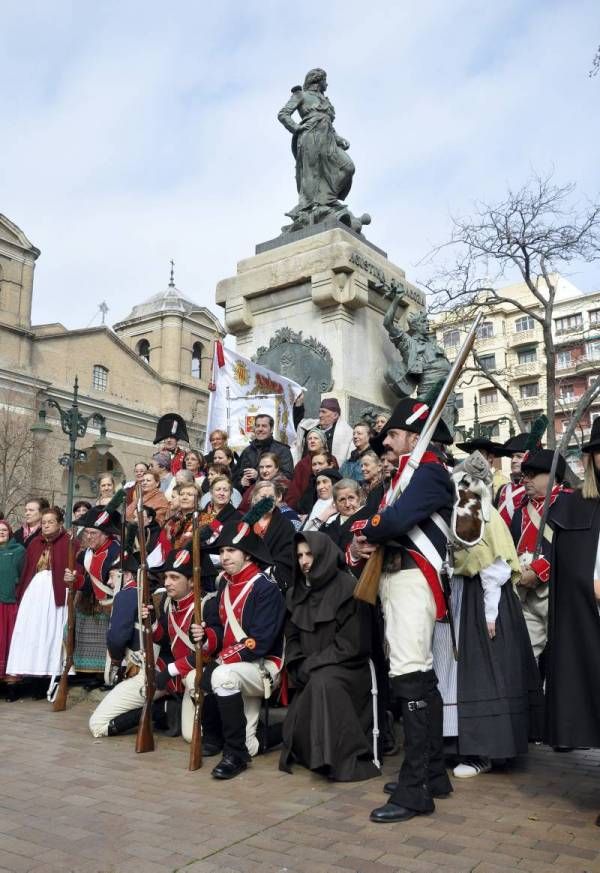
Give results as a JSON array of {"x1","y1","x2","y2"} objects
[
  {"x1": 154, "y1": 413, "x2": 189, "y2": 445},
  {"x1": 379, "y1": 397, "x2": 453, "y2": 445}
]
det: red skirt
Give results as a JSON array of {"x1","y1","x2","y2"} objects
[{"x1": 0, "y1": 602, "x2": 18, "y2": 678}]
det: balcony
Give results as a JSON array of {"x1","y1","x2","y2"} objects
[
  {"x1": 509, "y1": 327, "x2": 542, "y2": 347},
  {"x1": 510, "y1": 361, "x2": 542, "y2": 378},
  {"x1": 477, "y1": 401, "x2": 501, "y2": 416},
  {"x1": 518, "y1": 394, "x2": 545, "y2": 409},
  {"x1": 575, "y1": 355, "x2": 600, "y2": 375}
]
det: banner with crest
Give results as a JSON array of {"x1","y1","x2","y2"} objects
[{"x1": 205, "y1": 341, "x2": 305, "y2": 455}]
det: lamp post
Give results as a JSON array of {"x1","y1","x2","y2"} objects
[{"x1": 31, "y1": 376, "x2": 113, "y2": 527}]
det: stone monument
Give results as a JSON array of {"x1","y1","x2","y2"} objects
[{"x1": 215, "y1": 68, "x2": 426, "y2": 420}]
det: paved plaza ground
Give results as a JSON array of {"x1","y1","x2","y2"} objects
[{"x1": 1, "y1": 695, "x2": 599, "y2": 873}]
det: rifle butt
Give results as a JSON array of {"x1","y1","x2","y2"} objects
[
  {"x1": 353, "y1": 547, "x2": 384, "y2": 605},
  {"x1": 135, "y1": 705, "x2": 155, "y2": 753},
  {"x1": 52, "y1": 674, "x2": 69, "y2": 712},
  {"x1": 188, "y1": 684, "x2": 204, "y2": 770}
]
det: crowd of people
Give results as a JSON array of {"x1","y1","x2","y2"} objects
[{"x1": 0, "y1": 397, "x2": 599, "y2": 826}]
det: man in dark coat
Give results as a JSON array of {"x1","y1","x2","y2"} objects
[
  {"x1": 233, "y1": 414, "x2": 294, "y2": 491},
  {"x1": 280, "y1": 531, "x2": 380, "y2": 781}
]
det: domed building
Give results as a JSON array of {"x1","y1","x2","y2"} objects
[{"x1": 0, "y1": 213, "x2": 224, "y2": 515}]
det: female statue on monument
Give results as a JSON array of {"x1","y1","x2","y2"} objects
[{"x1": 278, "y1": 68, "x2": 359, "y2": 232}]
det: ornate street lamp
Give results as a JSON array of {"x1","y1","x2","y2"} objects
[{"x1": 31, "y1": 376, "x2": 113, "y2": 527}]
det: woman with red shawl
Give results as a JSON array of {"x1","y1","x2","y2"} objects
[{"x1": 6, "y1": 507, "x2": 71, "y2": 694}]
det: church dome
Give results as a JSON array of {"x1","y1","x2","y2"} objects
[{"x1": 121, "y1": 263, "x2": 199, "y2": 321}]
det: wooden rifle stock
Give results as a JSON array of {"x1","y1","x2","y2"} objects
[
  {"x1": 135, "y1": 483, "x2": 156, "y2": 753},
  {"x1": 53, "y1": 529, "x2": 77, "y2": 712},
  {"x1": 188, "y1": 505, "x2": 204, "y2": 771},
  {"x1": 353, "y1": 546, "x2": 384, "y2": 605}
]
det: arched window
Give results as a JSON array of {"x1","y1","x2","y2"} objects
[
  {"x1": 136, "y1": 338, "x2": 150, "y2": 364},
  {"x1": 92, "y1": 365, "x2": 108, "y2": 391},
  {"x1": 191, "y1": 342, "x2": 203, "y2": 379}
]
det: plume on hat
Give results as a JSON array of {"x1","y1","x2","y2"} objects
[
  {"x1": 105, "y1": 487, "x2": 127, "y2": 514},
  {"x1": 525, "y1": 415, "x2": 548, "y2": 452},
  {"x1": 232, "y1": 496, "x2": 275, "y2": 545}
]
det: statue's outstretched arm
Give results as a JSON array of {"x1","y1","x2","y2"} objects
[
  {"x1": 278, "y1": 90, "x2": 303, "y2": 135},
  {"x1": 383, "y1": 294, "x2": 404, "y2": 336}
]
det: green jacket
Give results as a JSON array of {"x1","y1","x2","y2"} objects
[{"x1": 0, "y1": 539, "x2": 26, "y2": 603}]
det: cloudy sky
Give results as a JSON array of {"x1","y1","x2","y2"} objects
[{"x1": 2, "y1": 1, "x2": 599, "y2": 329}]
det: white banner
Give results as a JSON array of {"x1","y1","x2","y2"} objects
[{"x1": 205, "y1": 342, "x2": 305, "y2": 455}]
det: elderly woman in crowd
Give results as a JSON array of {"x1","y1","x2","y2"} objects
[
  {"x1": 280, "y1": 531, "x2": 380, "y2": 782},
  {"x1": 14, "y1": 498, "x2": 50, "y2": 548},
  {"x1": 322, "y1": 478, "x2": 366, "y2": 551},
  {"x1": 360, "y1": 450, "x2": 385, "y2": 511},
  {"x1": 126, "y1": 470, "x2": 169, "y2": 527},
  {"x1": 0, "y1": 520, "x2": 25, "y2": 690},
  {"x1": 151, "y1": 451, "x2": 173, "y2": 493},
  {"x1": 198, "y1": 476, "x2": 239, "y2": 528},
  {"x1": 340, "y1": 422, "x2": 373, "y2": 481},
  {"x1": 6, "y1": 507, "x2": 71, "y2": 699},
  {"x1": 302, "y1": 467, "x2": 343, "y2": 532},
  {"x1": 296, "y1": 450, "x2": 337, "y2": 516},
  {"x1": 286, "y1": 429, "x2": 337, "y2": 510}
]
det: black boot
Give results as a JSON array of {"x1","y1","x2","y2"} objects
[
  {"x1": 371, "y1": 671, "x2": 434, "y2": 823},
  {"x1": 107, "y1": 707, "x2": 143, "y2": 736},
  {"x1": 152, "y1": 698, "x2": 182, "y2": 737},
  {"x1": 422, "y1": 670, "x2": 453, "y2": 798},
  {"x1": 211, "y1": 693, "x2": 249, "y2": 779},
  {"x1": 201, "y1": 693, "x2": 223, "y2": 756}
]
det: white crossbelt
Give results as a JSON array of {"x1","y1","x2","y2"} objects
[{"x1": 223, "y1": 576, "x2": 257, "y2": 642}]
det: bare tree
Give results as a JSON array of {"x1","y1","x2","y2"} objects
[
  {"x1": 590, "y1": 44, "x2": 600, "y2": 78},
  {"x1": 425, "y1": 173, "x2": 600, "y2": 447},
  {"x1": 0, "y1": 396, "x2": 37, "y2": 522}
]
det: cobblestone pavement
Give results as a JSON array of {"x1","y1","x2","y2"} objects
[{"x1": 1, "y1": 696, "x2": 599, "y2": 873}]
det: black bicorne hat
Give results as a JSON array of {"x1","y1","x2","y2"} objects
[
  {"x1": 110, "y1": 550, "x2": 140, "y2": 575},
  {"x1": 154, "y1": 413, "x2": 189, "y2": 445},
  {"x1": 159, "y1": 547, "x2": 194, "y2": 578},
  {"x1": 502, "y1": 433, "x2": 531, "y2": 454},
  {"x1": 379, "y1": 397, "x2": 453, "y2": 445},
  {"x1": 521, "y1": 449, "x2": 566, "y2": 483},
  {"x1": 78, "y1": 506, "x2": 121, "y2": 535},
  {"x1": 455, "y1": 437, "x2": 508, "y2": 457},
  {"x1": 582, "y1": 417, "x2": 600, "y2": 453},
  {"x1": 205, "y1": 520, "x2": 273, "y2": 568}
]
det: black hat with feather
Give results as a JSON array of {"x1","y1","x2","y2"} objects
[
  {"x1": 378, "y1": 380, "x2": 453, "y2": 446},
  {"x1": 205, "y1": 497, "x2": 275, "y2": 567}
]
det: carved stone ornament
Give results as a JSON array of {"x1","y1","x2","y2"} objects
[{"x1": 253, "y1": 328, "x2": 333, "y2": 418}]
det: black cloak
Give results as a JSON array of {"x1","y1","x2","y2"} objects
[
  {"x1": 279, "y1": 532, "x2": 380, "y2": 782},
  {"x1": 260, "y1": 506, "x2": 295, "y2": 593},
  {"x1": 545, "y1": 490, "x2": 600, "y2": 748}
]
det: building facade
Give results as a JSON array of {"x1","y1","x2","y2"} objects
[
  {"x1": 432, "y1": 276, "x2": 600, "y2": 469},
  {"x1": 0, "y1": 214, "x2": 224, "y2": 518}
]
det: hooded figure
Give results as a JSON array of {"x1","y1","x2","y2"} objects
[{"x1": 279, "y1": 532, "x2": 380, "y2": 782}]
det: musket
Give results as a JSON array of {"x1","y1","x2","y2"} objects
[
  {"x1": 440, "y1": 542, "x2": 459, "y2": 661},
  {"x1": 135, "y1": 483, "x2": 156, "y2": 753},
  {"x1": 531, "y1": 445, "x2": 563, "y2": 563},
  {"x1": 188, "y1": 498, "x2": 204, "y2": 770},
  {"x1": 51, "y1": 528, "x2": 77, "y2": 710},
  {"x1": 354, "y1": 311, "x2": 483, "y2": 606}
]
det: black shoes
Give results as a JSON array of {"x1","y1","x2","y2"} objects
[
  {"x1": 370, "y1": 801, "x2": 428, "y2": 823},
  {"x1": 211, "y1": 752, "x2": 248, "y2": 780}
]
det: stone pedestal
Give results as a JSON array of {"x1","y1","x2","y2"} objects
[{"x1": 215, "y1": 225, "x2": 425, "y2": 419}]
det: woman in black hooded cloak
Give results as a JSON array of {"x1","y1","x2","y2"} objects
[{"x1": 279, "y1": 531, "x2": 380, "y2": 782}]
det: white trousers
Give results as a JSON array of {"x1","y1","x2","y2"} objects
[
  {"x1": 181, "y1": 661, "x2": 276, "y2": 757},
  {"x1": 88, "y1": 670, "x2": 166, "y2": 738},
  {"x1": 379, "y1": 567, "x2": 437, "y2": 677},
  {"x1": 518, "y1": 586, "x2": 548, "y2": 659}
]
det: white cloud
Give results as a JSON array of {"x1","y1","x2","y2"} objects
[{"x1": 1, "y1": 0, "x2": 599, "y2": 329}]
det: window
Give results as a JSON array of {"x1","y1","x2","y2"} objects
[
  {"x1": 586, "y1": 340, "x2": 600, "y2": 361},
  {"x1": 559, "y1": 383, "x2": 575, "y2": 401},
  {"x1": 191, "y1": 341, "x2": 203, "y2": 379},
  {"x1": 556, "y1": 349, "x2": 573, "y2": 370},
  {"x1": 443, "y1": 329, "x2": 460, "y2": 348},
  {"x1": 136, "y1": 338, "x2": 150, "y2": 364},
  {"x1": 92, "y1": 365, "x2": 108, "y2": 391},
  {"x1": 478, "y1": 353, "x2": 496, "y2": 372},
  {"x1": 454, "y1": 393, "x2": 464, "y2": 410},
  {"x1": 589, "y1": 309, "x2": 600, "y2": 326},
  {"x1": 479, "y1": 388, "x2": 498, "y2": 406},
  {"x1": 482, "y1": 421, "x2": 500, "y2": 437},
  {"x1": 514, "y1": 315, "x2": 535, "y2": 333},
  {"x1": 555, "y1": 313, "x2": 583, "y2": 333},
  {"x1": 517, "y1": 348, "x2": 537, "y2": 365},
  {"x1": 477, "y1": 321, "x2": 494, "y2": 340},
  {"x1": 520, "y1": 382, "x2": 539, "y2": 399}
]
